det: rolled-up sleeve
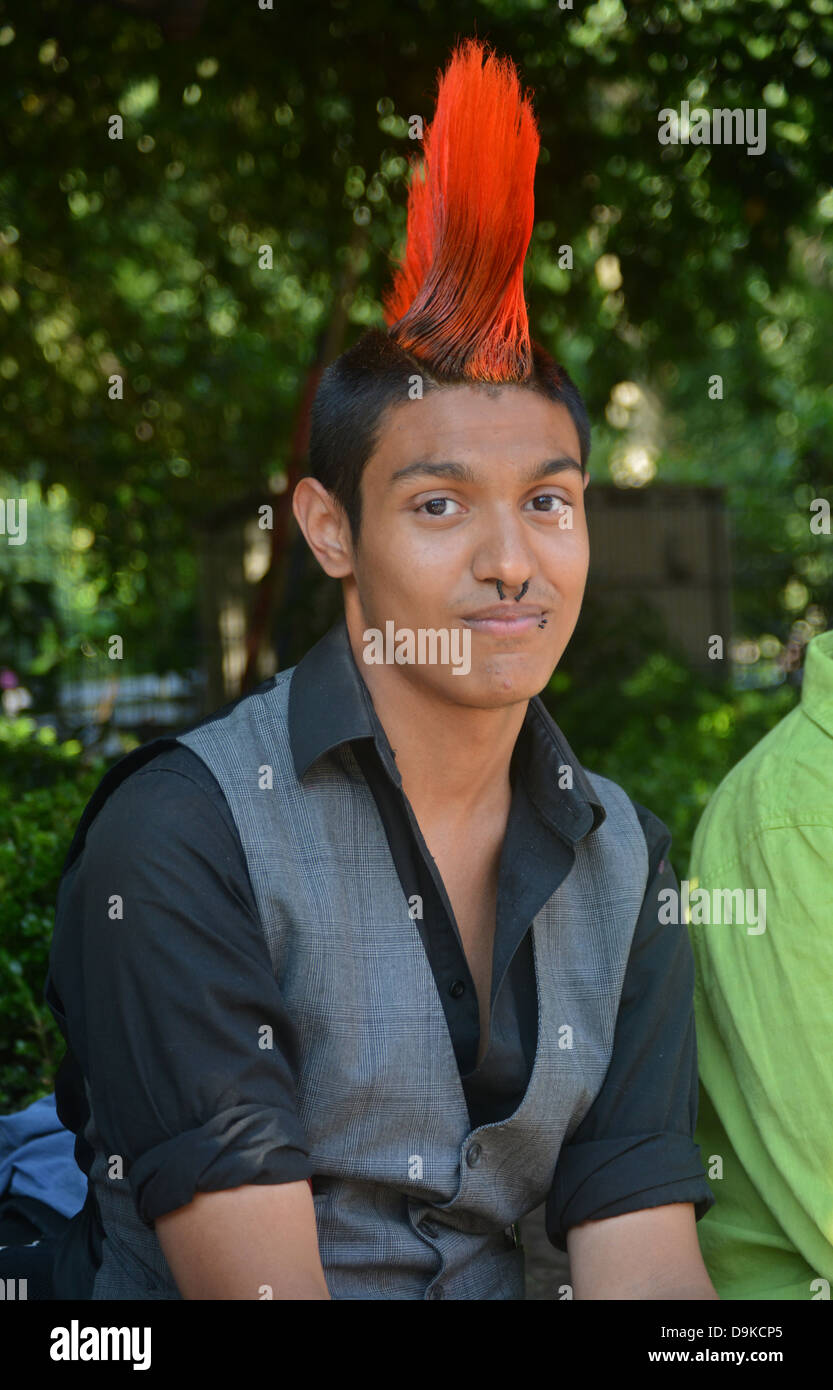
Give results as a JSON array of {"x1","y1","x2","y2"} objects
[
  {"x1": 546, "y1": 802, "x2": 715, "y2": 1251},
  {"x1": 47, "y1": 745, "x2": 314, "y2": 1227}
]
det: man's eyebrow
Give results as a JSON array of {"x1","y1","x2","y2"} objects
[{"x1": 387, "y1": 456, "x2": 582, "y2": 487}]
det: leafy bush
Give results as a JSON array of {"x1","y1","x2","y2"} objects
[
  {"x1": 548, "y1": 644, "x2": 798, "y2": 876},
  {"x1": 0, "y1": 716, "x2": 107, "y2": 1114}
]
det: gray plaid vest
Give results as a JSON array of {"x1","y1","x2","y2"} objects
[{"x1": 88, "y1": 664, "x2": 648, "y2": 1300}]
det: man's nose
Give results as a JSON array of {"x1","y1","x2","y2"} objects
[{"x1": 471, "y1": 507, "x2": 537, "y2": 592}]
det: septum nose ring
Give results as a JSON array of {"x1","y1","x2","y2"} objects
[
  {"x1": 495, "y1": 579, "x2": 529, "y2": 602},
  {"x1": 495, "y1": 577, "x2": 547, "y2": 628}
]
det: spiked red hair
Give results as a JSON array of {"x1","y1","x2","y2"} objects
[{"x1": 382, "y1": 37, "x2": 540, "y2": 384}]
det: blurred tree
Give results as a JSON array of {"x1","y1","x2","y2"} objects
[{"x1": 0, "y1": 0, "x2": 831, "y2": 691}]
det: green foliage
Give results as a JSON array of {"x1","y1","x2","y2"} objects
[
  {"x1": 548, "y1": 636, "x2": 798, "y2": 876},
  {"x1": 0, "y1": 715, "x2": 107, "y2": 1112},
  {"x1": 1, "y1": 1, "x2": 833, "y2": 678}
]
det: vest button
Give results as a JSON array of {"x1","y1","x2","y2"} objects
[
  {"x1": 449, "y1": 979, "x2": 465, "y2": 998},
  {"x1": 466, "y1": 1142, "x2": 482, "y2": 1167}
]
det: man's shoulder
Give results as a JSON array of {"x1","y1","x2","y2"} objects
[
  {"x1": 571, "y1": 769, "x2": 675, "y2": 893},
  {"x1": 108, "y1": 670, "x2": 289, "y2": 806},
  {"x1": 691, "y1": 703, "x2": 814, "y2": 869},
  {"x1": 100, "y1": 740, "x2": 224, "y2": 813},
  {"x1": 581, "y1": 767, "x2": 669, "y2": 847},
  {"x1": 61, "y1": 707, "x2": 264, "y2": 875},
  {"x1": 59, "y1": 675, "x2": 293, "y2": 878},
  {"x1": 180, "y1": 670, "x2": 290, "y2": 737},
  {"x1": 175, "y1": 668, "x2": 296, "y2": 765}
]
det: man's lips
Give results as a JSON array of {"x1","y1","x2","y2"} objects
[{"x1": 461, "y1": 603, "x2": 546, "y2": 635}]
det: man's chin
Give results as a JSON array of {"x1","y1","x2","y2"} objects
[{"x1": 428, "y1": 655, "x2": 558, "y2": 707}]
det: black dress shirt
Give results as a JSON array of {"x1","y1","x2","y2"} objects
[{"x1": 45, "y1": 617, "x2": 714, "y2": 1296}]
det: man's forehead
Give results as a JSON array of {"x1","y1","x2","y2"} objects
[{"x1": 372, "y1": 387, "x2": 579, "y2": 464}]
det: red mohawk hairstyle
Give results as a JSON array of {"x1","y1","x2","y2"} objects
[{"x1": 383, "y1": 37, "x2": 540, "y2": 384}]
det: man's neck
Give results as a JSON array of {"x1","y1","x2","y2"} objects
[{"x1": 345, "y1": 617, "x2": 527, "y2": 831}]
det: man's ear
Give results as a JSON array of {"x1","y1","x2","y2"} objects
[
  {"x1": 291, "y1": 477, "x2": 355, "y2": 580},
  {"x1": 583, "y1": 471, "x2": 590, "y2": 491}
]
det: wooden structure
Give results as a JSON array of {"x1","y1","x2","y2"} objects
[{"x1": 584, "y1": 483, "x2": 732, "y2": 672}]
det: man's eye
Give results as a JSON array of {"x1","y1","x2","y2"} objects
[
  {"x1": 417, "y1": 498, "x2": 463, "y2": 516},
  {"x1": 528, "y1": 494, "x2": 572, "y2": 512}
]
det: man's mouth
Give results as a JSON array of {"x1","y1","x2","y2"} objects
[{"x1": 461, "y1": 603, "x2": 546, "y2": 636}]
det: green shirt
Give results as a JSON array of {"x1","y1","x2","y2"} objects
[{"x1": 688, "y1": 628, "x2": 833, "y2": 1300}]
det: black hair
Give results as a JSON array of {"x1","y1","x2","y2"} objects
[{"x1": 307, "y1": 327, "x2": 591, "y2": 548}]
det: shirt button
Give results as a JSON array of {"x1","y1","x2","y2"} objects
[
  {"x1": 449, "y1": 979, "x2": 465, "y2": 998},
  {"x1": 466, "y1": 1142, "x2": 482, "y2": 1167}
]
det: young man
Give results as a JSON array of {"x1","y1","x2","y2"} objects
[{"x1": 45, "y1": 38, "x2": 717, "y2": 1300}]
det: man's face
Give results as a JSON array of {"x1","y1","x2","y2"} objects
[{"x1": 344, "y1": 383, "x2": 590, "y2": 708}]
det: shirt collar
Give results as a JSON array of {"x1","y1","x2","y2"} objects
[
  {"x1": 288, "y1": 615, "x2": 605, "y2": 845},
  {"x1": 801, "y1": 628, "x2": 833, "y2": 740}
]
